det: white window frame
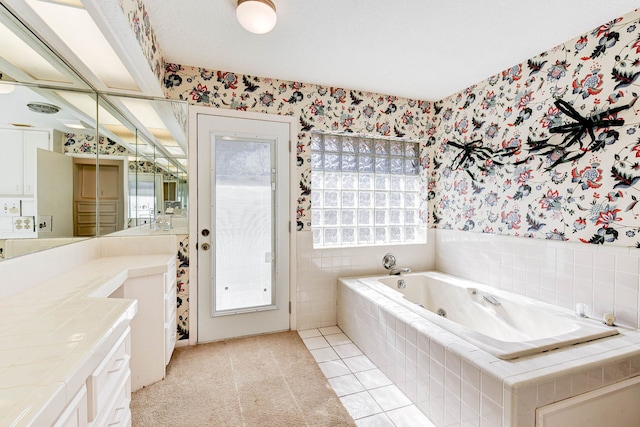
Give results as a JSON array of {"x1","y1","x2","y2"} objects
[{"x1": 311, "y1": 131, "x2": 426, "y2": 248}]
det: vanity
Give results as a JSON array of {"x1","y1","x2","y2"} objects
[{"x1": 0, "y1": 235, "x2": 177, "y2": 426}]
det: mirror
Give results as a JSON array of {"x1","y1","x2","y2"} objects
[
  {"x1": 0, "y1": 4, "x2": 188, "y2": 260},
  {"x1": 102, "y1": 94, "x2": 188, "y2": 235}
]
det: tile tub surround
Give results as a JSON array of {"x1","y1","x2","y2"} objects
[
  {"x1": 295, "y1": 230, "x2": 436, "y2": 331},
  {"x1": 434, "y1": 229, "x2": 640, "y2": 330},
  {"x1": 0, "y1": 235, "x2": 176, "y2": 425},
  {"x1": 338, "y1": 277, "x2": 640, "y2": 427}
]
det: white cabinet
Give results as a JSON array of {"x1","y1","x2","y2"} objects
[
  {"x1": 0, "y1": 129, "x2": 24, "y2": 195},
  {"x1": 53, "y1": 386, "x2": 88, "y2": 427},
  {"x1": 164, "y1": 266, "x2": 177, "y2": 365},
  {"x1": 121, "y1": 259, "x2": 177, "y2": 391},
  {"x1": 0, "y1": 128, "x2": 50, "y2": 196},
  {"x1": 51, "y1": 327, "x2": 133, "y2": 427},
  {"x1": 87, "y1": 328, "x2": 131, "y2": 426}
]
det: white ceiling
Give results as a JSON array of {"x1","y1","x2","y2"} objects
[{"x1": 142, "y1": 0, "x2": 639, "y2": 101}]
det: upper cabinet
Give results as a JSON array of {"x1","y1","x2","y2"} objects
[
  {"x1": 0, "y1": 129, "x2": 51, "y2": 197},
  {"x1": 0, "y1": 129, "x2": 26, "y2": 196}
]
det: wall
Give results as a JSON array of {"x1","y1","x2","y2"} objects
[
  {"x1": 429, "y1": 8, "x2": 640, "y2": 248},
  {"x1": 118, "y1": 0, "x2": 165, "y2": 90},
  {"x1": 427, "y1": 8, "x2": 640, "y2": 330},
  {"x1": 164, "y1": 65, "x2": 436, "y2": 330},
  {"x1": 159, "y1": 7, "x2": 640, "y2": 334}
]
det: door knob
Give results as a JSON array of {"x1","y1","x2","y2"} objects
[{"x1": 201, "y1": 243, "x2": 210, "y2": 251}]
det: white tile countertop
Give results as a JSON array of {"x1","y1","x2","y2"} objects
[{"x1": 0, "y1": 253, "x2": 175, "y2": 426}]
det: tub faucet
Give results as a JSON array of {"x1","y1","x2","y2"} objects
[
  {"x1": 390, "y1": 267, "x2": 411, "y2": 276},
  {"x1": 382, "y1": 253, "x2": 411, "y2": 275}
]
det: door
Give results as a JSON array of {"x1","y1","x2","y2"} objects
[
  {"x1": 197, "y1": 113, "x2": 290, "y2": 342},
  {"x1": 73, "y1": 158, "x2": 124, "y2": 236}
]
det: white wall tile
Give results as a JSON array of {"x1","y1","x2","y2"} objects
[{"x1": 296, "y1": 231, "x2": 436, "y2": 329}]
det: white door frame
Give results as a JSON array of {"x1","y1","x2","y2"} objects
[{"x1": 188, "y1": 106, "x2": 298, "y2": 345}]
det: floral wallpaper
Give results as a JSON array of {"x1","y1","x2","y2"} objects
[
  {"x1": 176, "y1": 235, "x2": 189, "y2": 340},
  {"x1": 158, "y1": 7, "x2": 640, "y2": 250},
  {"x1": 163, "y1": 64, "x2": 435, "y2": 229},
  {"x1": 430, "y1": 8, "x2": 640, "y2": 247},
  {"x1": 64, "y1": 133, "x2": 181, "y2": 180},
  {"x1": 64, "y1": 132, "x2": 128, "y2": 155},
  {"x1": 118, "y1": 0, "x2": 164, "y2": 87}
]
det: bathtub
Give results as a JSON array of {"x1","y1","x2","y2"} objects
[{"x1": 346, "y1": 271, "x2": 618, "y2": 360}]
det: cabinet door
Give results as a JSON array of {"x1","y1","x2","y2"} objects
[
  {"x1": 0, "y1": 129, "x2": 24, "y2": 195},
  {"x1": 23, "y1": 130, "x2": 50, "y2": 196}
]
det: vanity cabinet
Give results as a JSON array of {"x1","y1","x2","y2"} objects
[
  {"x1": 53, "y1": 386, "x2": 88, "y2": 427},
  {"x1": 0, "y1": 237, "x2": 176, "y2": 427},
  {"x1": 50, "y1": 327, "x2": 133, "y2": 427},
  {"x1": 116, "y1": 259, "x2": 177, "y2": 391},
  {"x1": 87, "y1": 328, "x2": 131, "y2": 426}
]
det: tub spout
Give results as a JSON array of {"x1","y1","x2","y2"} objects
[{"x1": 390, "y1": 267, "x2": 411, "y2": 276}]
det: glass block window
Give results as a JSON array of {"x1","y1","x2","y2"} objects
[{"x1": 311, "y1": 132, "x2": 426, "y2": 248}]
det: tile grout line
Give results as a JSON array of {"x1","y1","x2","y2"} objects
[{"x1": 300, "y1": 326, "x2": 435, "y2": 426}]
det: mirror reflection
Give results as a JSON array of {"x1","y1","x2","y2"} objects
[
  {"x1": 0, "y1": 86, "x2": 188, "y2": 260},
  {"x1": 0, "y1": 2, "x2": 188, "y2": 260}
]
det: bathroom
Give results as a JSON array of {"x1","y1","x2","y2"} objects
[{"x1": 0, "y1": 1, "x2": 640, "y2": 426}]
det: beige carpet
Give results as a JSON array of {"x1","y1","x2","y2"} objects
[{"x1": 130, "y1": 331, "x2": 356, "y2": 426}]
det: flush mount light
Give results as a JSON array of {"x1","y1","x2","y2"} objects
[
  {"x1": 58, "y1": 119, "x2": 90, "y2": 129},
  {"x1": 27, "y1": 102, "x2": 60, "y2": 114},
  {"x1": 0, "y1": 83, "x2": 16, "y2": 94},
  {"x1": 236, "y1": 0, "x2": 277, "y2": 34}
]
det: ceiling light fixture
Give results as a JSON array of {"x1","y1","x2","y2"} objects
[
  {"x1": 0, "y1": 83, "x2": 16, "y2": 94},
  {"x1": 27, "y1": 102, "x2": 60, "y2": 114},
  {"x1": 236, "y1": 0, "x2": 277, "y2": 34},
  {"x1": 58, "y1": 119, "x2": 90, "y2": 130}
]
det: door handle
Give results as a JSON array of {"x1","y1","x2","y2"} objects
[{"x1": 201, "y1": 243, "x2": 210, "y2": 251}]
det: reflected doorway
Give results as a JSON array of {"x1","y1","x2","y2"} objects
[{"x1": 73, "y1": 157, "x2": 125, "y2": 236}]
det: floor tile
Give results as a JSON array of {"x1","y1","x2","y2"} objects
[
  {"x1": 369, "y1": 384, "x2": 413, "y2": 411},
  {"x1": 355, "y1": 369, "x2": 393, "y2": 389},
  {"x1": 386, "y1": 405, "x2": 436, "y2": 427},
  {"x1": 355, "y1": 412, "x2": 395, "y2": 426},
  {"x1": 318, "y1": 359, "x2": 351, "y2": 378},
  {"x1": 340, "y1": 391, "x2": 383, "y2": 419},
  {"x1": 334, "y1": 343, "x2": 363, "y2": 358},
  {"x1": 344, "y1": 355, "x2": 377, "y2": 373},
  {"x1": 298, "y1": 329, "x2": 322, "y2": 339},
  {"x1": 310, "y1": 347, "x2": 340, "y2": 363},
  {"x1": 304, "y1": 326, "x2": 437, "y2": 427},
  {"x1": 319, "y1": 325, "x2": 343, "y2": 336},
  {"x1": 328, "y1": 374, "x2": 366, "y2": 396},
  {"x1": 302, "y1": 336, "x2": 330, "y2": 350},
  {"x1": 325, "y1": 332, "x2": 352, "y2": 347}
]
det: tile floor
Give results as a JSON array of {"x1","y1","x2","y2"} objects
[{"x1": 298, "y1": 326, "x2": 435, "y2": 427}]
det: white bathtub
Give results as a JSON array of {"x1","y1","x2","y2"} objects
[{"x1": 348, "y1": 271, "x2": 618, "y2": 359}]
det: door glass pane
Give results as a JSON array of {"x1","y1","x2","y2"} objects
[{"x1": 214, "y1": 137, "x2": 274, "y2": 312}]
